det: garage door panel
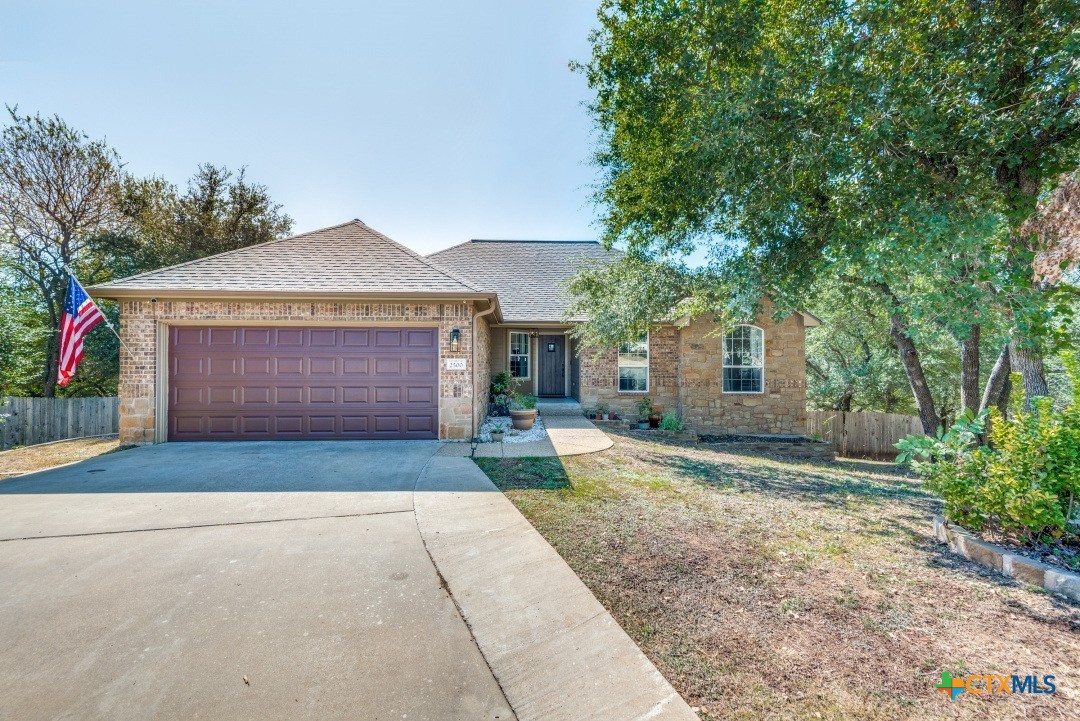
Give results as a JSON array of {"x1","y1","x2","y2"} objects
[
  {"x1": 308, "y1": 357, "x2": 338, "y2": 375},
  {"x1": 168, "y1": 325, "x2": 438, "y2": 440},
  {"x1": 241, "y1": 327, "x2": 272, "y2": 346},
  {"x1": 275, "y1": 329, "x2": 305, "y2": 346},
  {"x1": 208, "y1": 328, "x2": 239, "y2": 346}
]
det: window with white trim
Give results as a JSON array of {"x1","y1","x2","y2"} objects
[
  {"x1": 618, "y1": 334, "x2": 649, "y2": 392},
  {"x1": 509, "y1": 332, "x2": 530, "y2": 379},
  {"x1": 723, "y1": 325, "x2": 764, "y2": 393}
]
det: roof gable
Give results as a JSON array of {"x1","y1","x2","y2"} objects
[{"x1": 91, "y1": 220, "x2": 483, "y2": 297}]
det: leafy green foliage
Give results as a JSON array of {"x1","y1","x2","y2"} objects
[
  {"x1": 635, "y1": 395, "x2": 654, "y2": 420},
  {"x1": 898, "y1": 356, "x2": 1080, "y2": 544},
  {"x1": 114, "y1": 164, "x2": 293, "y2": 273},
  {"x1": 511, "y1": 392, "x2": 538, "y2": 411},
  {"x1": 575, "y1": 0, "x2": 1080, "y2": 409},
  {"x1": 658, "y1": 411, "x2": 684, "y2": 432},
  {"x1": 0, "y1": 109, "x2": 293, "y2": 397}
]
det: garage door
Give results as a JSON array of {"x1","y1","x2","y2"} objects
[{"x1": 167, "y1": 326, "x2": 439, "y2": 441}]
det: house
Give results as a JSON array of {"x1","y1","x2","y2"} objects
[{"x1": 90, "y1": 220, "x2": 818, "y2": 444}]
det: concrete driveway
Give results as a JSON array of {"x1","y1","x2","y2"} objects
[{"x1": 0, "y1": 442, "x2": 514, "y2": 721}]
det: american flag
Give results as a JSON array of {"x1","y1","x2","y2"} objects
[{"x1": 57, "y1": 274, "x2": 105, "y2": 387}]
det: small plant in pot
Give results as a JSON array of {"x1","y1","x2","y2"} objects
[
  {"x1": 509, "y1": 392, "x2": 539, "y2": 430},
  {"x1": 594, "y1": 402, "x2": 608, "y2": 421},
  {"x1": 490, "y1": 426, "x2": 506, "y2": 442},
  {"x1": 649, "y1": 405, "x2": 664, "y2": 429},
  {"x1": 636, "y1": 397, "x2": 653, "y2": 430}
]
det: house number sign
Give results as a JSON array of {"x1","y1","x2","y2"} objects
[{"x1": 445, "y1": 358, "x2": 467, "y2": 370}]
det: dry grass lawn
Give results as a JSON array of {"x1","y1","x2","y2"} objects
[
  {"x1": 477, "y1": 429, "x2": 1079, "y2": 721},
  {"x1": 0, "y1": 437, "x2": 122, "y2": 479}
]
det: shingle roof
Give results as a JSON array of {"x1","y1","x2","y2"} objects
[
  {"x1": 427, "y1": 240, "x2": 617, "y2": 322},
  {"x1": 91, "y1": 220, "x2": 483, "y2": 296}
]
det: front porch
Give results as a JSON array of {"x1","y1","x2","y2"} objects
[{"x1": 489, "y1": 326, "x2": 577, "y2": 399}]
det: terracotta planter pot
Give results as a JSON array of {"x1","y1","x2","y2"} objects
[
  {"x1": 606, "y1": 411, "x2": 616, "y2": 420},
  {"x1": 510, "y1": 409, "x2": 537, "y2": 431}
]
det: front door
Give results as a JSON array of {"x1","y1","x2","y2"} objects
[{"x1": 538, "y1": 334, "x2": 566, "y2": 397}]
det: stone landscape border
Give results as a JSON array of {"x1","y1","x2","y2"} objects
[{"x1": 933, "y1": 516, "x2": 1080, "y2": 603}]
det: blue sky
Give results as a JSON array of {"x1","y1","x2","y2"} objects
[{"x1": 3, "y1": 1, "x2": 602, "y2": 254}]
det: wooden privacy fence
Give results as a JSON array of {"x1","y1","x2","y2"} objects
[
  {"x1": 0, "y1": 397, "x2": 119, "y2": 450},
  {"x1": 806, "y1": 410, "x2": 923, "y2": 460}
]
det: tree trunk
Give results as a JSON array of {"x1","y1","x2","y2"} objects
[
  {"x1": 979, "y1": 344, "x2": 1011, "y2": 413},
  {"x1": 958, "y1": 325, "x2": 980, "y2": 414},
  {"x1": 1009, "y1": 339, "x2": 1049, "y2": 408},
  {"x1": 888, "y1": 313, "x2": 942, "y2": 434}
]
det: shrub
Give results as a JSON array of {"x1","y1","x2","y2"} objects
[
  {"x1": 490, "y1": 371, "x2": 513, "y2": 397},
  {"x1": 658, "y1": 411, "x2": 684, "y2": 432},
  {"x1": 511, "y1": 392, "x2": 538, "y2": 410},
  {"x1": 897, "y1": 353, "x2": 1080, "y2": 544}
]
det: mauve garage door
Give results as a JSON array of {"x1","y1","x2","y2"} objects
[{"x1": 168, "y1": 326, "x2": 439, "y2": 441}]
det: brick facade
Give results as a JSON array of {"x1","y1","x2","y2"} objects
[
  {"x1": 577, "y1": 306, "x2": 808, "y2": 435},
  {"x1": 116, "y1": 299, "x2": 478, "y2": 444},
  {"x1": 117, "y1": 297, "x2": 807, "y2": 445}
]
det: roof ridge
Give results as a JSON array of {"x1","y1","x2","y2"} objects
[
  {"x1": 93, "y1": 219, "x2": 362, "y2": 287},
  {"x1": 356, "y1": 221, "x2": 483, "y2": 292},
  {"x1": 469, "y1": 239, "x2": 600, "y2": 244}
]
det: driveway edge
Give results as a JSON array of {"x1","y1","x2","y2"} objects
[{"x1": 414, "y1": 456, "x2": 698, "y2": 721}]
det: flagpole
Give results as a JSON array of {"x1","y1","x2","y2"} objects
[{"x1": 63, "y1": 266, "x2": 135, "y2": 355}]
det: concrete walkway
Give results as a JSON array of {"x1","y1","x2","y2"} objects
[
  {"x1": 472, "y1": 402, "x2": 613, "y2": 459},
  {"x1": 414, "y1": 457, "x2": 698, "y2": 721}
]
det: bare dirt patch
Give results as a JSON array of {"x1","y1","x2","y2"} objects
[
  {"x1": 0, "y1": 437, "x2": 124, "y2": 478},
  {"x1": 477, "y1": 430, "x2": 1079, "y2": 720}
]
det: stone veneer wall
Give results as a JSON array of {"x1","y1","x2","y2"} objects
[
  {"x1": 116, "y1": 300, "x2": 476, "y2": 444},
  {"x1": 679, "y1": 309, "x2": 807, "y2": 435},
  {"x1": 577, "y1": 307, "x2": 808, "y2": 435},
  {"x1": 473, "y1": 313, "x2": 492, "y2": 435}
]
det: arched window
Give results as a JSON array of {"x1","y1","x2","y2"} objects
[{"x1": 723, "y1": 325, "x2": 764, "y2": 393}]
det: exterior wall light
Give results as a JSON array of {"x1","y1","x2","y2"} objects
[{"x1": 450, "y1": 328, "x2": 461, "y2": 352}]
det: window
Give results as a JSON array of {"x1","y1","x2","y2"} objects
[
  {"x1": 618, "y1": 334, "x2": 649, "y2": 392},
  {"x1": 723, "y1": 325, "x2": 764, "y2": 393},
  {"x1": 509, "y1": 332, "x2": 530, "y2": 379}
]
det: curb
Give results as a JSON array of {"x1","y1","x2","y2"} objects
[{"x1": 932, "y1": 516, "x2": 1080, "y2": 603}]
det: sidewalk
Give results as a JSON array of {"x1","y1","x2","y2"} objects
[{"x1": 414, "y1": 456, "x2": 699, "y2": 721}]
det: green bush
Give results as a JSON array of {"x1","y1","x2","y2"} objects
[
  {"x1": 658, "y1": 411, "x2": 684, "y2": 432},
  {"x1": 511, "y1": 392, "x2": 538, "y2": 410},
  {"x1": 897, "y1": 353, "x2": 1080, "y2": 545},
  {"x1": 636, "y1": 396, "x2": 654, "y2": 420}
]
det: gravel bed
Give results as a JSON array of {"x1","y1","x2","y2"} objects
[{"x1": 478, "y1": 415, "x2": 547, "y2": 444}]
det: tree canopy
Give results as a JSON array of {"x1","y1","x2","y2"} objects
[
  {"x1": 573, "y1": 0, "x2": 1079, "y2": 429},
  {"x1": 0, "y1": 111, "x2": 293, "y2": 397}
]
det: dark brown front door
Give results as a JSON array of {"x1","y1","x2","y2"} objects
[
  {"x1": 167, "y1": 326, "x2": 439, "y2": 441},
  {"x1": 538, "y1": 334, "x2": 566, "y2": 397}
]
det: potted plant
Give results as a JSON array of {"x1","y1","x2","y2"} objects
[
  {"x1": 607, "y1": 409, "x2": 617, "y2": 421},
  {"x1": 636, "y1": 397, "x2": 654, "y2": 430},
  {"x1": 491, "y1": 428, "x2": 505, "y2": 442},
  {"x1": 649, "y1": 404, "x2": 664, "y2": 429},
  {"x1": 594, "y1": 402, "x2": 608, "y2": 421},
  {"x1": 509, "y1": 392, "x2": 539, "y2": 430}
]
